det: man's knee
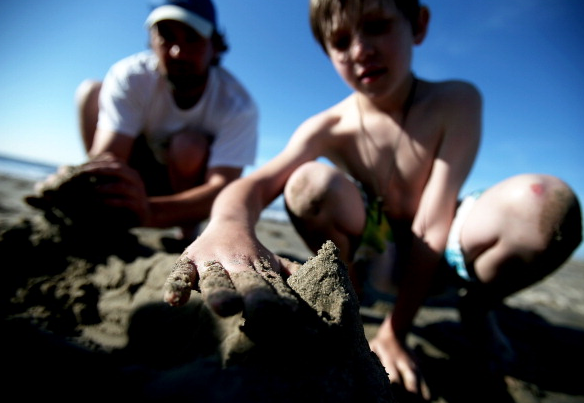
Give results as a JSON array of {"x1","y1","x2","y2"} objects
[
  {"x1": 75, "y1": 79, "x2": 101, "y2": 109},
  {"x1": 76, "y1": 80, "x2": 102, "y2": 153},
  {"x1": 168, "y1": 130, "x2": 212, "y2": 175}
]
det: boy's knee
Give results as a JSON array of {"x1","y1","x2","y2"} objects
[
  {"x1": 472, "y1": 175, "x2": 581, "y2": 289},
  {"x1": 530, "y1": 175, "x2": 581, "y2": 277},
  {"x1": 543, "y1": 177, "x2": 582, "y2": 256},
  {"x1": 512, "y1": 174, "x2": 581, "y2": 256},
  {"x1": 284, "y1": 162, "x2": 335, "y2": 218}
]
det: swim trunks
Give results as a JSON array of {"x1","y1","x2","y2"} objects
[
  {"x1": 353, "y1": 195, "x2": 394, "y2": 262},
  {"x1": 354, "y1": 189, "x2": 484, "y2": 282},
  {"x1": 444, "y1": 190, "x2": 483, "y2": 281}
]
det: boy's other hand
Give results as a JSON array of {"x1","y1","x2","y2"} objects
[{"x1": 370, "y1": 314, "x2": 431, "y2": 400}]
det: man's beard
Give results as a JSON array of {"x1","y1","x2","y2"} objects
[{"x1": 166, "y1": 72, "x2": 208, "y2": 93}]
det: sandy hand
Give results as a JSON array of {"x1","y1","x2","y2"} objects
[
  {"x1": 163, "y1": 255, "x2": 199, "y2": 307},
  {"x1": 25, "y1": 155, "x2": 145, "y2": 229},
  {"x1": 163, "y1": 256, "x2": 244, "y2": 316},
  {"x1": 198, "y1": 261, "x2": 244, "y2": 316},
  {"x1": 163, "y1": 254, "x2": 302, "y2": 330}
]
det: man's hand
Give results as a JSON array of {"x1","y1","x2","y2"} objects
[
  {"x1": 369, "y1": 314, "x2": 431, "y2": 400},
  {"x1": 25, "y1": 153, "x2": 147, "y2": 229},
  {"x1": 79, "y1": 153, "x2": 151, "y2": 226}
]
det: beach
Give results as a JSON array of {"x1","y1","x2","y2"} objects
[{"x1": 2, "y1": 170, "x2": 584, "y2": 403}]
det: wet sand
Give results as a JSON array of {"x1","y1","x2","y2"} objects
[{"x1": 1, "y1": 172, "x2": 583, "y2": 402}]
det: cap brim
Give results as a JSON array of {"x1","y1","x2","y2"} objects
[{"x1": 145, "y1": 5, "x2": 214, "y2": 38}]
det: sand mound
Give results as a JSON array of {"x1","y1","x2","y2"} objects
[{"x1": 2, "y1": 206, "x2": 394, "y2": 402}]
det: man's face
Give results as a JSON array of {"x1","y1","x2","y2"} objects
[
  {"x1": 150, "y1": 20, "x2": 216, "y2": 93},
  {"x1": 325, "y1": 0, "x2": 416, "y2": 101}
]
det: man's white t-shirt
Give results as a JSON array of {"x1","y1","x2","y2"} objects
[{"x1": 97, "y1": 50, "x2": 258, "y2": 169}]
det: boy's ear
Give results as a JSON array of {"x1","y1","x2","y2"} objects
[{"x1": 413, "y1": 6, "x2": 430, "y2": 45}]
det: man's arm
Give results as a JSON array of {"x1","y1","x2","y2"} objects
[
  {"x1": 88, "y1": 127, "x2": 134, "y2": 160},
  {"x1": 146, "y1": 166, "x2": 242, "y2": 228},
  {"x1": 84, "y1": 128, "x2": 242, "y2": 228}
]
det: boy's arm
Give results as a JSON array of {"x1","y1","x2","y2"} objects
[
  {"x1": 394, "y1": 81, "x2": 482, "y2": 337},
  {"x1": 163, "y1": 113, "x2": 332, "y2": 306},
  {"x1": 370, "y1": 81, "x2": 482, "y2": 397}
]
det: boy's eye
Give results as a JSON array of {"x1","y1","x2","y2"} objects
[
  {"x1": 363, "y1": 19, "x2": 392, "y2": 36},
  {"x1": 327, "y1": 18, "x2": 393, "y2": 51},
  {"x1": 330, "y1": 32, "x2": 351, "y2": 51}
]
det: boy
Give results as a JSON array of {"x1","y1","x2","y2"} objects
[
  {"x1": 164, "y1": 0, "x2": 582, "y2": 398},
  {"x1": 42, "y1": 0, "x2": 258, "y2": 240}
]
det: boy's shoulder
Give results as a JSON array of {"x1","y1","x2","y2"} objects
[
  {"x1": 285, "y1": 94, "x2": 357, "y2": 156},
  {"x1": 301, "y1": 79, "x2": 481, "y2": 129},
  {"x1": 296, "y1": 94, "x2": 356, "y2": 134},
  {"x1": 421, "y1": 79, "x2": 482, "y2": 108},
  {"x1": 309, "y1": 79, "x2": 480, "y2": 120},
  {"x1": 289, "y1": 79, "x2": 481, "y2": 148},
  {"x1": 416, "y1": 79, "x2": 482, "y2": 125}
]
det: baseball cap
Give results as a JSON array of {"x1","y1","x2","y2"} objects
[{"x1": 145, "y1": 0, "x2": 217, "y2": 38}]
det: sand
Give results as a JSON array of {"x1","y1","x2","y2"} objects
[{"x1": 1, "y1": 171, "x2": 584, "y2": 403}]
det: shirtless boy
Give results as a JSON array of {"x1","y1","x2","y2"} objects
[{"x1": 164, "y1": 0, "x2": 582, "y2": 399}]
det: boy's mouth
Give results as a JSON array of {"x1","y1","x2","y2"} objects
[{"x1": 358, "y1": 67, "x2": 387, "y2": 82}]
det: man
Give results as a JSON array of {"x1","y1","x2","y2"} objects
[{"x1": 71, "y1": 0, "x2": 258, "y2": 239}]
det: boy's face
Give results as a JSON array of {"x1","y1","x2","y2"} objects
[
  {"x1": 150, "y1": 20, "x2": 216, "y2": 93},
  {"x1": 324, "y1": 0, "x2": 421, "y2": 102}
]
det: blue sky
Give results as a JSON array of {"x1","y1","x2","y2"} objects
[{"x1": 0, "y1": 0, "x2": 583, "y2": 258}]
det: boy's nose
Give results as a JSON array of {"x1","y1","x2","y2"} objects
[{"x1": 350, "y1": 33, "x2": 374, "y2": 61}]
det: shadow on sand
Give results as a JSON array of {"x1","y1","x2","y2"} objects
[{"x1": 373, "y1": 303, "x2": 584, "y2": 402}]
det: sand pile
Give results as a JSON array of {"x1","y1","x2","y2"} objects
[{"x1": 2, "y1": 173, "x2": 395, "y2": 402}]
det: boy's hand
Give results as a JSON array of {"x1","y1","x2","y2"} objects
[
  {"x1": 370, "y1": 314, "x2": 431, "y2": 400},
  {"x1": 163, "y1": 223, "x2": 301, "y2": 319}
]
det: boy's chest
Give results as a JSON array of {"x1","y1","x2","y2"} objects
[{"x1": 329, "y1": 121, "x2": 440, "y2": 216}]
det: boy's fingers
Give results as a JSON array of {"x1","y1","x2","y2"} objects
[
  {"x1": 230, "y1": 268, "x2": 279, "y2": 316},
  {"x1": 228, "y1": 258, "x2": 308, "y2": 343},
  {"x1": 276, "y1": 255, "x2": 302, "y2": 277},
  {"x1": 164, "y1": 253, "x2": 305, "y2": 339},
  {"x1": 400, "y1": 365, "x2": 431, "y2": 401},
  {"x1": 420, "y1": 376, "x2": 431, "y2": 401},
  {"x1": 164, "y1": 257, "x2": 245, "y2": 317},
  {"x1": 402, "y1": 369, "x2": 419, "y2": 397},
  {"x1": 198, "y1": 261, "x2": 243, "y2": 317},
  {"x1": 254, "y1": 257, "x2": 299, "y2": 309},
  {"x1": 163, "y1": 256, "x2": 198, "y2": 307}
]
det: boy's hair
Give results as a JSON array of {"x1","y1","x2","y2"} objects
[{"x1": 309, "y1": 0, "x2": 421, "y2": 54}]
